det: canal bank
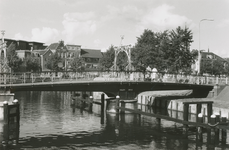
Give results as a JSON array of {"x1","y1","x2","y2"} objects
[{"x1": 137, "y1": 85, "x2": 229, "y2": 119}]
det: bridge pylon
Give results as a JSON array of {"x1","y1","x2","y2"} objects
[
  {"x1": 110, "y1": 44, "x2": 135, "y2": 71},
  {"x1": 0, "y1": 31, "x2": 11, "y2": 84}
]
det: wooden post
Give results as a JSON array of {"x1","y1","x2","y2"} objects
[
  {"x1": 100, "y1": 93, "x2": 105, "y2": 124},
  {"x1": 214, "y1": 112, "x2": 220, "y2": 145},
  {"x1": 207, "y1": 103, "x2": 213, "y2": 122},
  {"x1": 3, "y1": 101, "x2": 9, "y2": 145},
  {"x1": 12, "y1": 99, "x2": 20, "y2": 146},
  {"x1": 89, "y1": 96, "x2": 93, "y2": 113},
  {"x1": 209, "y1": 114, "x2": 216, "y2": 145},
  {"x1": 156, "y1": 118, "x2": 161, "y2": 124},
  {"x1": 183, "y1": 103, "x2": 189, "y2": 121},
  {"x1": 120, "y1": 101, "x2": 125, "y2": 114},
  {"x1": 196, "y1": 104, "x2": 202, "y2": 122},
  {"x1": 101, "y1": 93, "x2": 105, "y2": 116},
  {"x1": 196, "y1": 113, "x2": 203, "y2": 142},
  {"x1": 115, "y1": 95, "x2": 120, "y2": 114},
  {"x1": 221, "y1": 117, "x2": 227, "y2": 144},
  {"x1": 183, "y1": 103, "x2": 189, "y2": 136},
  {"x1": 115, "y1": 95, "x2": 120, "y2": 123},
  {"x1": 3, "y1": 101, "x2": 8, "y2": 124},
  {"x1": 215, "y1": 112, "x2": 220, "y2": 123}
]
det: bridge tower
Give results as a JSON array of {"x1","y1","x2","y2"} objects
[
  {"x1": 110, "y1": 36, "x2": 135, "y2": 71},
  {"x1": 0, "y1": 31, "x2": 11, "y2": 84}
]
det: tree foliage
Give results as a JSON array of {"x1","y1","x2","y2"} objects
[
  {"x1": 201, "y1": 59, "x2": 225, "y2": 76},
  {"x1": 46, "y1": 52, "x2": 63, "y2": 71},
  {"x1": 98, "y1": 45, "x2": 115, "y2": 70},
  {"x1": 24, "y1": 54, "x2": 41, "y2": 72},
  {"x1": 132, "y1": 26, "x2": 196, "y2": 74},
  {"x1": 6, "y1": 42, "x2": 22, "y2": 72},
  {"x1": 132, "y1": 29, "x2": 169, "y2": 73},
  {"x1": 70, "y1": 55, "x2": 85, "y2": 71}
]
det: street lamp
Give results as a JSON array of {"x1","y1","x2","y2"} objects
[{"x1": 197, "y1": 18, "x2": 214, "y2": 74}]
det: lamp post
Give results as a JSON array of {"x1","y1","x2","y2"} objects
[{"x1": 197, "y1": 19, "x2": 214, "y2": 74}]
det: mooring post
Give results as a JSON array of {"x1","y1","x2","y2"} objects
[
  {"x1": 12, "y1": 99, "x2": 20, "y2": 146},
  {"x1": 221, "y1": 117, "x2": 227, "y2": 144},
  {"x1": 183, "y1": 103, "x2": 189, "y2": 121},
  {"x1": 207, "y1": 103, "x2": 213, "y2": 122},
  {"x1": 101, "y1": 93, "x2": 105, "y2": 116},
  {"x1": 214, "y1": 112, "x2": 220, "y2": 144},
  {"x1": 115, "y1": 95, "x2": 120, "y2": 123},
  {"x1": 196, "y1": 113, "x2": 203, "y2": 142},
  {"x1": 3, "y1": 101, "x2": 8, "y2": 124},
  {"x1": 120, "y1": 101, "x2": 125, "y2": 114},
  {"x1": 3, "y1": 101, "x2": 9, "y2": 146},
  {"x1": 100, "y1": 93, "x2": 105, "y2": 124},
  {"x1": 209, "y1": 114, "x2": 216, "y2": 145},
  {"x1": 196, "y1": 104, "x2": 202, "y2": 122},
  {"x1": 115, "y1": 95, "x2": 120, "y2": 114},
  {"x1": 183, "y1": 103, "x2": 189, "y2": 136},
  {"x1": 89, "y1": 96, "x2": 93, "y2": 113}
]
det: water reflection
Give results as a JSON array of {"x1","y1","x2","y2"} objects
[{"x1": 0, "y1": 91, "x2": 229, "y2": 149}]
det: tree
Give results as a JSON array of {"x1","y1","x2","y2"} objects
[
  {"x1": 70, "y1": 55, "x2": 85, "y2": 71},
  {"x1": 201, "y1": 59, "x2": 225, "y2": 76},
  {"x1": 167, "y1": 26, "x2": 194, "y2": 74},
  {"x1": 46, "y1": 52, "x2": 63, "y2": 71},
  {"x1": 132, "y1": 29, "x2": 164, "y2": 73},
  {"x1": 98, "y1": 45, "x2": 115, "y2": 70},
  {"x1": 24, "y1": 54, "x2": 41, "y2": 72},
  {"x1": 131, "y1": 26, "x2": 196, "y2": 75},
  {"x1": 6, "y1": 42, "x2": 23, "y2": 72},
  {"x1": 212, "y1": 59, "x2": 224, "y2": 76}
]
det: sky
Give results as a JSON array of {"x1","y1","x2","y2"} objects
[{"x1": 0, "y1": 0, "x2": 229, "y2": 57}]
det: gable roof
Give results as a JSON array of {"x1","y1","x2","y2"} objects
[
  {"x1": 202, "y1": 51, "x2": 226, "y2": 62},
  {"x1": 46, "y1": 43, "x2": 59, "y2": 50},
  {"x1": 81, "y1": 49, "x2": 103, "y2": 58},
  {"x1": 33, "y1": 49, "x2": 52, "y2": 55}
]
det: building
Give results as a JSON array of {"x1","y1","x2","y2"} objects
[
  {"x1": 193, "y1": 50, "x2": 229, "y2": 75},
  {"x1": 33, "y1": 49, "x2": 53, "y2": 71},
  {"x1": 2, "y1": 38, "x2": 103, "y2": 72},
  {"x1": 45, "y1": 41, "x2": 102, "y2": 71},
  {"x1": 0, "y1": 38, "x2": 46, "y2": 51},
  {"x1": 80, "y1": 49, "x2": 103, "y2": 71}
]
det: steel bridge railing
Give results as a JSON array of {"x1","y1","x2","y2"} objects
[{"x1": 0, "y1": 71, "x2": 228, "y2": 85}]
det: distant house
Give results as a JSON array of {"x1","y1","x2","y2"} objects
[
  {"x1": 80, "y1": 49, "x2": 103, "y2": 71},
  {"x1": 33, "y1": 49, "x2": 53, "y2": 71},
  {"x1": 193, "y1": 50, "x2": 229, "y2": 75},
  {"x1": 3, "y1": 38, "x2": 103, "y2": 72},
  {"x1": 45, "y1": 41, "x2": 103, "y2": 71},
  {"x1": 15, "y1": 50, "x2": 32, "y2": 60},
  {"x1": 0, "y1": 38, "x2": 46, "y2": 51}
]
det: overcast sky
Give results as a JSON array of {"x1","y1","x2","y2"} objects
[{"x1": 1, "y1": 0, "x2": 229, "y2": 57}]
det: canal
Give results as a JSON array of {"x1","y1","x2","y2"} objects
[{"x1": 2, "y1": 91, "x2": 229, "y2": 149}]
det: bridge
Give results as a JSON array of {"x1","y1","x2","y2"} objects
[{"x1": 0, "y1": 79, "x2": 213, "y2": 100}]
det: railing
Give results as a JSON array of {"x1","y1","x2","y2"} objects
[{"x1": 0, "y1": 71, "x2": 228, "y2": 85}]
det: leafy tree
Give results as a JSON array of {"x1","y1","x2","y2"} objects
[
  {"x1": 24, "y1": 54, "x2": 41, "y2": 72},
  {"x1": 212, "y1": 59, "x2": 224, "y2": 76},
  {"x1": 6, "y1": 42, "x2": 22, "y2": 72},
  {"x1": 131, "y1": 26, "x2": 195, "y2": 75},
  {"x1": 70, "y1": 55, "x2": 85, "y2": 71},
  {"x1": 167, "y1": 26, "x2": 194, "y2": 74},
  {"x1": 132, "y1": 29, "x2": 164, "y2": 73},
  {"x1": 201, "y1": 59, "x2": 225, "y2": 76},
  {"x1": 98, "y1": 45, "x2": 115, "y2": 70},
  {"x1": 46, "y1": 52, "x2": 63, "y2": 71},
  {"x1": 116, "y1": 50, "x2": 128, "y2": 71}
]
